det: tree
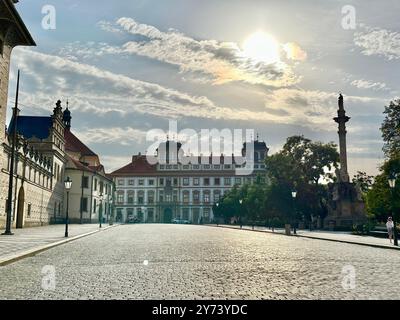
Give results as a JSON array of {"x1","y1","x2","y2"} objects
[
  {"x1": 381, "y1": 99, "x2": 400, "y2": 158},
  {"x1": 352, "y1": 171, "x2": 374, "y2": 194},
  {"x1": 265, "y1": 136, "x2": 339, "y2": 224},
  {"x1": 282, "y1": 135, "x2": 339, "y2": 185}
]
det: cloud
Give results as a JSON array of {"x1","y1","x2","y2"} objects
[
  {"x1": 351, "y1": 79, "x2": 388, "y2": 91},
  {"x1": 12, "y1": 47, "x2": 382, "y2": 141},
  {"x1": 283, "y1": 42, "x2": 308, "y2": 61},
  {"x1": 92, "y1": 17, "x2": 303, "y2": 87},
  {"x1": 354, "y1": 25, "x2": 400, "y2": 60},
  {"x1": 76, "y1": 127, "x2": 148, "y2": 146}
]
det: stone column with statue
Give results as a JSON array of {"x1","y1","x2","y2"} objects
[{"x1": 324, "y1": 94, "x2": 367, "y2": 230}]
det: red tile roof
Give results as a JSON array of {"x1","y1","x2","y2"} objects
[
  {"x1": 65, "y1": 129, "x2": 97, "y2": 157},
  {"x1": 110, "y1": 155, "x2": 157, "y2": 176}
]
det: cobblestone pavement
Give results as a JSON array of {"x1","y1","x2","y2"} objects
[
  {"x1": 0, "y1": 224, "x2": 111, "y2": 262},
  {"x1": 0, "y1": 224, "x2": 399, "y2": 300}
]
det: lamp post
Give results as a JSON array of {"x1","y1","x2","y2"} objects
[
  {"x1": 291, "y1": 191, "x2": 297, "y2": 235},
  {"x1": 388, "y1": 176, "x2": 398, "y2": 246},
  {"x1": 216, "y1": 202, "x2": 219, "y2": 227},
  {"x1": 99, "y1": 192, "x2": 103, "y2": 228},
  {"x1": 64, "y1": 177, "x2": 72, "y2": 238},
  {"x1": 239, "y1": 199, "x2": 243, "y2": 229}
]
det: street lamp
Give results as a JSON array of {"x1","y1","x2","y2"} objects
[
  {"x1": 388, "y1": 176, "x2": 398, "y2": 246},
  {"x1": 99, "y1": 192, "x2": 103, "y2": 228},
  {"x1": 239, "y1": 199, "x2": 243, "y2": 229},
  {"x1": 216, "y1": 202, "x2": 219, "y2": 227},
  {"x1": 64, "y1": 177, "x2": 72, "y2": 238},
  {"x1": 291, "y1": 191, "x2": 297, "y2": 235}
]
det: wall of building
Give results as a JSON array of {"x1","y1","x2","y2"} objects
[{"x1": 64, "y1": 169, "x2": 113, "y2": 224}]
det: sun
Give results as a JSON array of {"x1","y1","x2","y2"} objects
[{"x1": 242, "y1": 31, "x2": 280, "y2": 64}]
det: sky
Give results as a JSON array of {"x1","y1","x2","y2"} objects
[{"x1": 7, "y1": 0, "x2": 400, "y2": 176}]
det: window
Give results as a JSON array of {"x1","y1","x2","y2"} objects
[
  {"x1": 138, "y1": 179, "x2": 144, "y2": 186},
  {"x1": 193, "y1": 191, "x2": 200, "y2": 204},
  {"x1": 81, "y1": 197, "x2": 88, "y2": 212},
  {"x1": 173, "y1": 190, "x2": 178, "y2": 202},
  {"x1": 27, "y1": 203, "x2": 32, "y2": 217},
  {"x1": 149, "y1": 179, "x2": 155, "y2": 186},
  {"x1": 94, "y1": 179, "x2": 98, "y2": 191},
  {"x1": 183, "y1": 191, "x2": 190, "y2": 203},
  {"x1": 173, "y1": 178, "x2": 178, "y2": 186},
  {"x1": 159, "y1": 178, "x2": 164, "y2": 186},
  {"x1": 81, "y1": 176, "x2": 89, "y2": 188},
  {"x1": 203, "y1": 208, "x2": 210, "y2": 218},
  {"x1": 214, "y1": 165, "x2": 221, "y2": 169},
  {"x1": 159, "y1": 191, "x2": 164, "y2": 202},
  {"x1": 148, "y1": 191, "x2": 155, "y2": 204},
  {"x1": 204, "y1": 178, "x2": 210, "y2": 186},
  {"x1": 117, "y1": 192, "x2": 124, "y2": 204},
  {"x1": 214, "y1": 178, "x2": 221, "y2": 186},
  {"x1": 128, "y1": 179, "x2": 135, "y2": 186},
  {"x1": 183, "y1": 165, "x2": 189, "y2": 170},
  {"x1": 204, "y1": 191, "x2": 210, "y2": 203},
  {"x1": 118, "y1": 179, "x2": 124, "y2": 185},
  {"x1": 173, "y1": 165, "x2": 178, "y2": 170},
  {"x1": 224, "y1": 165, "x2": 232, "y2": 169},
  {"x1": 235, "y1": 177, "x2": 242, "y2": 185},
  {"x1": 93, "y1": 199, "x2": 97, "y2": 213},
  {"x1": 100, "y1": 181, "x2": 104, "y2": 193},
  {"x1": 127, "y1": 191, "x2": 135, "y2": 204},
  {"x1": 160, "y1": 165, "x2": 165, "y2": 170},
  {"x1": 224, "y1": 177, "x2": 231, "y2": 186},
  {"x1": 204, "y1": 165, "x2": 210, "y2": 170},
  {"x1": 183, "y1": 178, "x2": 189, "y2": 186},
  {"x1": 193, "y1": 165, "x2": 200, "y2": 170},
  {"x1": 193, "y1": 178, "x2": 200, "y2": 186},
  {"x1": 138, "y1": 191, "x2": 144, "y2": 204},
  {"x1": 166, "y1": 194, "x2": 172, "y2": 202},
  {"x1": 214, "y1": 190, "x2": 221, "y2": 203}
]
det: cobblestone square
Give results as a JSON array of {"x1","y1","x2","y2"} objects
[{"x1": 0, "y1": 224, "x2": 399, "y2": 300}]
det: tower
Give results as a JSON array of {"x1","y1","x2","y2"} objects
[
  {"x1": 334, "y1": 94, "x2": 350, "y2": 182},
  {"x1": 63, "y1": 100, "x2": 71, "y2": 130}
]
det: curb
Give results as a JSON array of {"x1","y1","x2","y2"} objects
[
  {"x1": 209, "y1": 225, "x2": 400, "y2": 251},
  {"x1": 0, "y1": 224, "x2": 120, "y2": 267}
]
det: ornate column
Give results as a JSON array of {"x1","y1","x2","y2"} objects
[{"x1": 334, "y1": 94, "x2": 350, "y2": 183}]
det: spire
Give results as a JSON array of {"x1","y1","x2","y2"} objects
[{"x1": 63, "y1": 100, "x2": 71, "y2": 130}]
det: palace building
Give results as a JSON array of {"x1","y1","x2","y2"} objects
[
  {"x1": 111, "y1": 139, "x2": 269, "y2": 224},
  {"x1": 63, "y1": 107, "x2": 114, "y2": 224}
]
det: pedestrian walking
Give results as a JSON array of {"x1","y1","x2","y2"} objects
[{"x1": 387, "y1": 216, "x2": 394, "y2": 243}]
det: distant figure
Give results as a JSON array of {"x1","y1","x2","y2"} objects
[{"x1": 386, "y1": 217, "x2": 394, "y2": 243}]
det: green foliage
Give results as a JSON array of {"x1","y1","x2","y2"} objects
[
  {"x1": 217, "y1": 135, "x2": 339, "y2": 226},
  {"x1": 352, "y1": 171, "x2": 374, "y2": 194},
  {"x1": 381, "y1": 99, "x2": 400, "y2": 158}
]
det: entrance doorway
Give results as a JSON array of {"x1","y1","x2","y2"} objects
[
  {"x1": 163, "y1": 208, "x2": 173, "y2": 223},
  {"x1": 16, "y1": 187, "x2": 25, "y2": 229}
]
